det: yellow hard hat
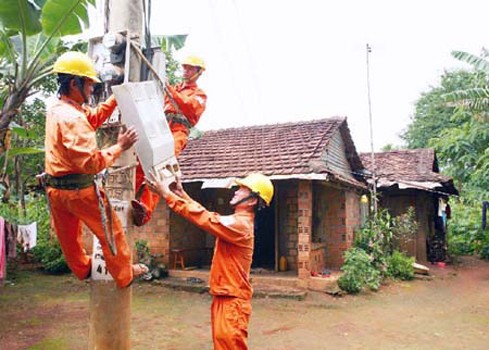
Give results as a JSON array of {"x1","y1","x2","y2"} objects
[
  {"x1": 235, "y1": 173, "x2": 274, "y2": 206},
  {"x1": 181, "y1": 55, "x2": 206, "y2": 70},
  {"x1": 52, "y1": 51, "x2": 101, "y2": 83}
]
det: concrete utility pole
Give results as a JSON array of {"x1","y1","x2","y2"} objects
[{"x1": 88, "y1": 1, "x2": 143, "y2": 349}]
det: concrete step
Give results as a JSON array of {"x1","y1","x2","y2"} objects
[
  {"x1": 164, "y1": 269, "x2": 341, "y2": 299},
  {"x1": 157, "y1": 274, "x2": 307, "y2": 300}
]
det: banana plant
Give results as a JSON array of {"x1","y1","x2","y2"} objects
[
  {"x1": 444, "y1": 49, "x2": 489, "y2": 120},
  {"x1": 0, "y1": 0, "x2": 96, "y2": 156},
  {"x1": 151, "y1": 34, "x2": 187, "y2": 85}
]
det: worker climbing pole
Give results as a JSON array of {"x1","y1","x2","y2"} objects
[{"x1": 87, "y1": 1, "x2": 143, "y2": 349}]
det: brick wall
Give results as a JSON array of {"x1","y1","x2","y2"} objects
[
  {"x1": 133, "y1": 200, "x2": 170, "y2": 265},
  {"x1": 277, "y1": 181, "x2": 298, "y2": 271},
  {"x1": 276, "y1": 180, "x2": 362, "y2": 277},
  {"x1": 297, "y1": 180, "x2": 312, "y2": 279},
  {"x1": 321, "y1": 186, "x2": 345, "y2": 268},
  {"x1": 314, "y1": 186, "x2": 360, "y2": 269}
]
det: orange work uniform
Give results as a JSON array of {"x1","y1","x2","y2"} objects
[
  {"x1": 165, "y1": 192, "x2": 254, "y2": 350},
  {"x1": 135, "y1": 81, "x2": 207, "y2": 224},
  {"x1": 45, "y1": 96, "x2": 133, "y2": 288}
]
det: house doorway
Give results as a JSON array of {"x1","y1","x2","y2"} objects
[{"x1": 252, "y1": 200, "x2": 276, "y2": 269}]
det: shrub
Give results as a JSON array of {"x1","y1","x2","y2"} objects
[
  {"x1": 447, "y1": 198, "x2": 486, "y2": 258},
  {"x1": 33, "y1": 238, "x2": 69, "y2": 274},
  {"x1": 338, "y1": 248, "x2": 381, "y2": 294},
  {"x1": 135, "y1": 239, "x2": 167, "y2": 280},
  {"x1": 28, "y1": 195, "x2": 69, "y2": 273},
  {"x1": 0, "y1": 193, "x2": 69, "y2": 274},
  {"x1": 392, "y1": 207, "x2": 418, "y2": 251},
  {"x1": 354, "y1": 208, "x2": 394, "y2": 274},
  {"x1": 387, "y1": 251, "x2": 415, "y2": 280}
]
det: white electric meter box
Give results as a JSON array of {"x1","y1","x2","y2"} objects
[{"x1": 112, "y1": 81, "x2": 181, "y2": 185}]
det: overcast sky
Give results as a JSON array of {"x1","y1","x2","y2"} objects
[{"x1": 145, "y1": 0, "x2": 488, "y2": 152}]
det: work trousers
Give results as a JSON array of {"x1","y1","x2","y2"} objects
[
  {"x1": 47, "y1": 186, "x2": 133, "y2": 288},
  {"x1": 134, "y1": 129, "x2": 188, "y2": 223},
  {"x1": 135, "y1": 161, "x2": 160, "y2": 225},
  {"x1": 172, "y1": 129, "x2": 188, "y2": 156},
  {"x1": 211, "y1": 296, "x2": 252, "y2": 350}
]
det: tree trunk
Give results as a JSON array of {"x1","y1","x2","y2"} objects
[{"x1": 0, "y1": 88, "x2": 29, "y2": 156}]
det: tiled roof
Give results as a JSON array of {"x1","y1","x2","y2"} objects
[
  {"x1": 179, "y1": 117, "x2": 365, "y2": 188},
  {"x1": 359, "y1": 148, "x2": 458, "y2": 195}
]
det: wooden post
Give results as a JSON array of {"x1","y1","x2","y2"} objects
[{"x1": 88, "y1": 1, "x2": 143, "y2": 349}]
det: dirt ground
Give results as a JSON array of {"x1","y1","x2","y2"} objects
[{"x1": 1, "y1": 256, "x2": 489, "y2": 350}]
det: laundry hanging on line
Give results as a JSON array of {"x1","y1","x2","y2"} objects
[{"x1": 17, "y1": 222, "x2": 37, "y2": 252}]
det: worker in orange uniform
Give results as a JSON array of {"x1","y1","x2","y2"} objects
[
  {"x1": 146, "y1": 172, "x2": 274, "y2": 350},
  {"x1": 131, "y1": 55, "x2": 207, "y2": 226},
  {"x1": 44, "y1": 51, "x2": 148, "y2": 288}
]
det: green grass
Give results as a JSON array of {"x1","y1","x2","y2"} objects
[{"x1": 28, "y1": 337, "x2": 69, "y2": 350}]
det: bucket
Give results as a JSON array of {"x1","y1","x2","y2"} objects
[{"x1": 279, "y1": 256, "x2": 288, "y2": 272}]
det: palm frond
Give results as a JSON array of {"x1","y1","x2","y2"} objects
[
  {"x1": 452, "y1": 50, "x2": 489, "y2": 73},
  {"x1": 444, "y1": 87, "x2": 489, "y2": 101}
]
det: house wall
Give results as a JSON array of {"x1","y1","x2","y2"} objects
[
  {"x1": 345, "y1": 189, "x2": 361, "y2": 260},
  {"x1": 166, "y1": 185, "x2": 232, "y2": 268},
  {"x1": 379, "y1": 189, "x2": 433, "y2": 263},
  {"x1": 312, "y1": 184, "x2": 359, "y2": 269},
  {"x1": 277, "y1": 180, "x2": 299, "y2": 272},
  {"x1": 133, "y1": 199, "x2": 171, "y2": 264},
  {"x1": 322, "y1": 131, "x2": 355, "y2": 180},
  {"x1": 297, "y1": 180, "x2": 313, "y2": 279},
  {"x1": 82, "y1": 177, "x2": 361, "y2": 277},
  {"x1": 414, "y1": 192, "x2": 433, "y2": 263},
  {"x1": 275, "y1": 179, "x2": 364, "y2": 278}
]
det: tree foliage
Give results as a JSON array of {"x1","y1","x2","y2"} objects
[
  {"x1": 445, "y1": 49, "x2": 489, "y2": 119},
  {"x1": 402, "y1": 69, "x2": 489, "y2": 199},
  {"x1": 402, "y1": 70, "x2": 485, "y2": 149},
  {"x1": 403, "y1": 47, "x2": 489, "y2": 259},
  {"x1": 0, "y1": 0, "x2": 95, "y2": 156}
]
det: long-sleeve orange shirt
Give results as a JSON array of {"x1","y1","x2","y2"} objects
[
  {"x1": 164, "y1": 81, "x2": 207, "y2": 133},
  {"x1": 45, "y1": 95, "x2": 121, "y2": 176},
  {"x1": 165, "y1": 193, "x2": 254, "y2": 300}
]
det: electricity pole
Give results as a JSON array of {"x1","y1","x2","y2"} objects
[
  {"x1": 366, "y1": 43, "x2": 378, "y2": 215},
  {"x1": 88, "y1": 1, "x2": 143, "y2": 349}
]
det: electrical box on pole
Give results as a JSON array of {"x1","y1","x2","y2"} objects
[{"x1": 112, "y1": 80, "x2": 181, "y2": 185}]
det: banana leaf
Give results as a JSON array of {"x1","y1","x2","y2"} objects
[{"x1": 0, "y1": 0, "x2": 43, "y2": 36}]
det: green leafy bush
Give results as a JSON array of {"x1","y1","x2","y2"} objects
[
  {"x1": 447, "y1": 198, "x2": 487, "y2": 258},
  {"x1": 27, "y1": 195, "x2": 69, "y2": 273},
  {"x1": 0, "y1": 193, "x2": 69, "y2": 274},
  {"x1": 392, "y1": 207, "x2": 418, "y2": 251},
  {"x1": 338, "y1": 248, "x2": 381, "y2": 294},
  {"x1": 339, "y1": 208, "x2": 420, "y2": 294},
  {"x1": 387, "y1": 251, "x2": 415, "y2": 280},
  {"x1": 354, "y1": 209, "x2": 392, "y2": 273},
  {"x1": 135, "y1": 239, "x2": 167, "y2": 280},
  {"x1": 33, "y1": 238, "x2": 69, "y2": 274}
]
